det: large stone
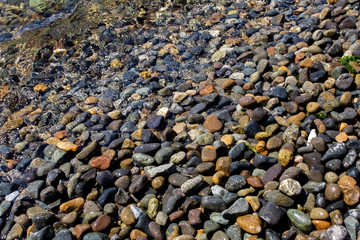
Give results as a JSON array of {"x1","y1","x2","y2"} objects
[{"x1": 287, "y1": 209, "x2": 313, "y2": 232}]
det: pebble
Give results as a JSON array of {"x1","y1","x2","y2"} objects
[
  {"x1": 279, "y1": 179, "x2": 302, "y2": 197},
  {"x1": 287, "y1": 209, "x2": 313, "y2": 232},
  {"x1": 236, "y1": 215, "x2": 262, "y2": 234}
]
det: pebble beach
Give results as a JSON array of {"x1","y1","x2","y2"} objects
[{"x1": 1, "y1": 0, "x2": 360, "y2": 239}]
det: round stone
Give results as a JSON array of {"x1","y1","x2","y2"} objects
[
  {"x1": 279, "y1": 179, "x2": 302, "y2": 197},
  {"x1": 325, "y1": 183, "x2": 342, "y2": 202},
  {"x1": 236, "y1": 214, "x2": 262, "y2": 234},
  {"x1": 310, "y1": 208, "x2": 329, "y2": 220}
]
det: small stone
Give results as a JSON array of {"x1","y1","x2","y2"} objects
[
  {"x1": 74, "y1": 224, "x2": 91, "y2": 239},
  {"x1": 56, "y1": 141, "x2": 78, "y2": 152},
  {"x1": 335, "y1": 132, "x2": 348, "y2": 143},
  {"x1": 306, "y1": 102, "x2": 320, "y2": 113},
  {"x1": 236, "y1": 215, "x2": 262, "y2": 234},
  {"x1": 279, "y1": 179, "x2": 302, "y2": 197},
  {"x1": 225, "y1": 175, "x2": 247, "y2": 192},
  {"x1": 325, "y1": 183, "x2": 342, "y2": 202},
  {"x1": 6, "y1": 223, "x2": 23, "y2": 240},
  {"x1": 203, "y1": 115, "x2": 223, "y2": 133},
  {"x1": 335, "y1": 73, "x2": 354, "y2": 90},
  {"x1": 239, "y1": 96, "x2": 256, "y2": 108},
  {"x1": 91, "y1": 155, "x2": 112, "y2": 170},
  {"x1": 312, "y1": 220, "x2": 331, "y2": 230},
  {"x1": 344, "y1": 216, "x2": 360, "y2": 240},
  {"x1": 60, "y1": 197, "x2": 85, "y2": 213},
  {"x1": 121, "y1": 206, "x2": 136, "y2": 226},
  {"x1": 310, "y1": 208, "x2": 329, "y2": 220},
  {"x1": 320, "y1": 225, "x2": 347, "y2": 240},
  {"x1": 278, "y1": 148, "x2": 293, "y2": 167},
  {"x1": 91, "y1": 214, "x2": 112, "y2": 232},
  {"x1": 263, "y1": 190, "x2": 294, "y2": 207},
  {"x1": 321, "y1": 143, "x2": 346, "y2": 161},
  {"x1": 222, "y1": 198, "x2": 249, "y2": 220},
  {"x1": 181, "y1": 176, "x2": 204, "y2": 194},
  {"x1": 201, "y1": 146, "x2": 217, "y2": 162}
]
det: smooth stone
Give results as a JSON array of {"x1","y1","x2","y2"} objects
[
  {"x1": 222, "y1": 198, "x2": 249, "y2": 220},
  {"x1": 263, "y1": 190, "x2": 294, "y2": 207},
  {"x1": 228, "y1": 143, "x2": 246, "y2": 160},
  {"x1": 155, "y1": 147, "x2": 174, "y2": 165},
  {"x1": 83, "y1": 232, "x2": 109, "y2": 240},
  {"x1": 287, "y1": 209, "x2": 313, "y2": 232},
  {"x1": 53, "y1": 229, "x2": 73, "y2": 240},
  {"x1": 76, "y1": 141, "x2": 99, "y2": 161},
  {"x1": 263, "y1": 164, "x2": 283, "y2": 184},
  {"x1": 310, "y1": 208, "x2": 329, "y2": 220},
  {"x1": 325, "y1": 183, "x2": 342, "y2": 202},
  {"x1": 132, "y1": 153, "x2": 155, "y2": 166},
  {"x1": 236, "y1": 214, "x2": 262, "y2": 234},
  {"x1": 226, "y1": 224, "x2": 242, "y2": 240},
  {"x1": 210, "y1": 212, "x2": 229, "y2": 225},
  {"x1": 129, "y1": 175, "x2": 148, "y2": 194},
  {"x1": 201, "y1": 196, "x2": 227, "y2": 212},
  {"x1": 92, "y1": 214, "x2": 112, "y2": 232},
  {"x1": 211, "y1": 231, "x2": 228, "y2": 240},
  {"x1": 204, "y1": 220, "x2": 220, "y2": 234},
  {"x1": 303, "y1": 181, "x2": 326, "y2": 193}
]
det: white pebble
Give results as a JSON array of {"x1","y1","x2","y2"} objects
[{"x1": 5, "y1": 191, "x2": 20, "y2": 202}]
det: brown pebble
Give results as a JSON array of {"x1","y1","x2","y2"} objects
[
  {"x1": 247, "y1": 176, "x2": 264, "y2": 188},
  {"x1": 203, "y1": 115, "x2": 223, "y2": 133},
  {"x1": 239, "y1": 96, "x2": 256, "y2": 108},
  {"x1": 152, "y1": 176, "x2": 166, "y2": 190},
  {"x1": 91, "y1": 214, "x2": 112, "y2": 232},
  {"x1": 169, "y1": 210, "x2": 185, "y2": 222},
  {"x1": 329, "y1": 209, "x2": 343, "y2": 225},
  {"x1": 130, "y1": 229, "x2": 147, "y2": 240},
  {"x1": 215, "y1": 157, "x2": 231, "y2": 177},
  {"x1": 74, "y1": 224, "x2": 90, "y2": 239},
  {"x1": 188, "y1": 209, "x2": 202, "y2": 225},
  {"x1": 324, "y1": 183, "x2": 342, "y2": 202},
  {"x1": 201, "y1": 146, "x2": 217, "y2": 162},
  {"x1": 236, "y1": 214, "x2": 262, "y2": 234}
]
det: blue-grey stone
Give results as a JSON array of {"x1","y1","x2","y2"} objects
[
  {"x1": 222, "y1": 198, "x2": 249, "y2": 220},
  {"x1": 321, "y1": 142, "x2": 346, "y2": 161}
]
